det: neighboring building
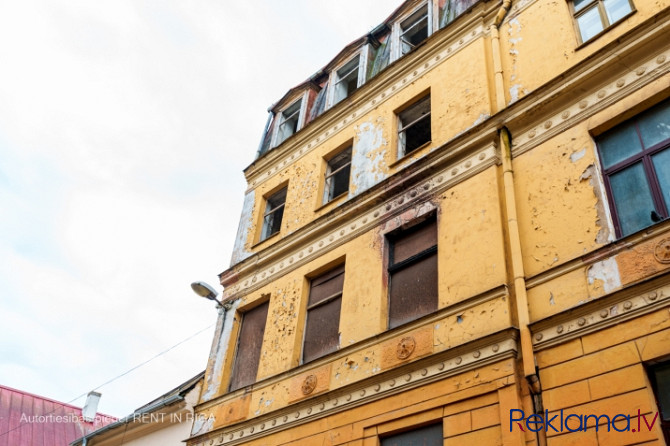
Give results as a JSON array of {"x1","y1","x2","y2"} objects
[
  {"x1": 189, "y1": 0, "x2": 670, "y2": 444},
  {"x1": 0, "y1": 385, "x2": 116, "y2": 446},
  {"x1": 72, "y1": 372, "x2": 203, "y2": 446}
]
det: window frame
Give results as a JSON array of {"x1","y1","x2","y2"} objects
[
  {"x1": 386, "y1": 215, "x2": 438, "y2": 329},
  {"x1": 380, "y1": 422, "x2": 443, "y2": 446},
  {"x1": 272, "y1": 92, "x2": 308, "y2": 147},
  {"x1": 323, "y1": 146, "x2": 353, "y2": 204},
  {"x1": 397, "y1": 94, "x2": 432, "y2": 159},
  {"x1": 393, "y1": 2, "x2": 433, "y2": 60},
  {"x1": 570, "y1": 0, "x2": 635, "y2": 45},
  {"x1": 228, "y1": 300, "x2": 269, "y2": 392},
  {"x1": 595, "y1": 99, "x2": 670, "y2": 238},
  {"x1": 260, "y1": 186, "x2": 287, "y2": 242},
  {"x1": 301, "y1": 264, "x2": 345, "y2": 364},
  {"x1": 327, "y1": 49, "x2": 369, "y2": 108}
]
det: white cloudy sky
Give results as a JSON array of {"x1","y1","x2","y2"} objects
[{"x1": 0, "y1": 0, "x2": 401, "y2": 418}]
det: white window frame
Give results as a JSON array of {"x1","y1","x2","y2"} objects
[
  {"x1": 327, "y1": 47, "x2": 370, "y2": 109},
  {"x1": 271, "y1": 91, "x2": 309, "y2": 147},
  {"x1": 391, "y1": 1, "x2": 434, "y2": 62}
]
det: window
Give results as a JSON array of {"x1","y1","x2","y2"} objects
[
  {"x1": 595, "y1": 100, "x2": 670, "y2": 237},
  {"x1": 323, "y1": 147, "x2": 352, "y2": 203},
  {"x1": 399, "y1": 5, "x2": 430, "y2": 56},
  {"x1": 381, "y1": 423, "x2": 443, "y2": 446},
  {"x1": 398, "y1": 95, "x2": 432, "y2": 157},
  {"x1": 261, "y1": 187, "x2": 287, "y2": 241},
  {"x1": 571, "y1": 0, "x2": 633, "y2": 43},
  {"x1": 387, "y1": 217, "x2": 438, "y2": 329},
  {"x1": 302, "y1": 265, "x2": 344, "y2": 363},
  {"x1": 276, "y1": 99, "x2": 302, "y2": 145},
  {"x1": 648, "y1": 362, "x2": 670, "y2": 443},
  {"x1": 229, "y1": 301, "x2": 269, "y2": 391},
  {"x1": 332, "y1": 56, "x2": 361, "y2": 105}
]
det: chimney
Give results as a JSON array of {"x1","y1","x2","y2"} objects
[{"x1": 82, "y1": 391, "x2": 101, "y2": 422}]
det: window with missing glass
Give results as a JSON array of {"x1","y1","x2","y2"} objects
[
  {"x1": 648, "y1": 361, "x2": 670, "y2": 443},
  {"x1": 261, "y1": 187, "x2": 287, "y2": 241},
  {"x1": 380, "y1": 423, "x2": 443, "y2": 446},
  {"x1": 571, "y1": 0, "x2": 633, "y2": 43},
  {"x1": 229, "y1": 301, "x2": 269, "y2": 391},
  {"x1": 398, "y1": 95, "x2": 431, "y2": 157},
  {"x1": 595, "y1": 99, "x2": 670, "y2": 237},
  {"x1": 302, "y1": 264, "x2": 344, "y2": 363},
  {"x1": 276, "y1": 99, "x2": 303, "y2": 145},
  {"x1": 399, "y1": 4, "x2": 430, "y2": 56},
  {"x1": 332, "y1": 56, "x2": 361, "y2": 106},
  {"x1": 324, "y1": 147, "x2": 352, "y2": 203},
  {"x1": 387, "y1": 217, "x2": 438, "y2": 329}
]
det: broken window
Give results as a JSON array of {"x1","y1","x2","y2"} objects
[
  {"x1": 399, "y1": 5, "x2": 430, "y2": 56},
  {"x1": 276, "y1": 99, "x2": 302, "y2": 145},
  {"x1": 439, "y1": 0, "x2": 481, "y2": 28},
  {"x1": 332, "y1": 56, "x2": 361, "y2": 105},
  {"x1": 387, "y1": 217, "x2": 438, "y2": 329},
  {"x1": 261, "y1": 187, "x2": 287, "y2": 241},
  {"x1": 324, "y1": 147, "x2": 352, "y2": 203},
  {"x1": 571, "y1": 0, "x2": 633, "y2": 43},
  {"x1": 303, "y1": 264, "x2": 344, "y2": 363},
  {"x1": 381, "y1": 423, "x2": 443, "y2": 446},
  {"x1": 229, "y1": 301, "x2": 269, "y2": 391},
  {"x1": 595, "y1": 99, "x2": 670, "y2": 237},
  {"x1": 398, "y1": 95, "x2": 432, "y2": 157},
  {"x1": 648, "y1": 361, "x2": 670, "y2": 443}
]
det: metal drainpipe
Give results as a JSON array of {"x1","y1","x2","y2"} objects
[{"x1": 490, "y1": 2, "x2": 547, "y2": 444}]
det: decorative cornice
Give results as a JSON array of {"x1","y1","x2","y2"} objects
[
  {"x1": 245, "y1": 12, "x2": 491, "y2": 191},
  {"x1": 224, "y1": 144, "x2": 498, "y2": 299},
  {"x1": 511, "y1": 50, "x2": 670, "y2": 157},
  {"x1": 189, "y1": 332, "x2": 518, "y2": 446},
  {"x1": 531, "y1": 278, "x2": 670, "y2": 350}
]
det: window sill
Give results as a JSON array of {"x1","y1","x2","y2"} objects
[
  {"x1": 251, "y1": 231, "x2": 281, "y2": 249},
  {"x1": 389, "y1": 141, "x2": 432, "y2": 169},
  {"x1": 314, "y1": 191, "x2": 349, "y2": 213},
  {"x1": 575, "y1": 10, "x2": 636, "y2": 50}
]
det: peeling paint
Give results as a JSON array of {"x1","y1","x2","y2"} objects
[
  {"x1": 230, "y1": 191, "x2": 255, "y2": 265},
  {"x1": 350, "y1": 120, "x2": 388, "y2": 197},
  {"x1": 570, "y1": 148, "x2": 586, "y2": 163},
  {"x1": 202, "y1": 300, "x2": 239, "y2": 402},
  {"x1": 579, "y1": 163, "x2": 612, "y2": 244},
  {"x1": 190, "y1": 412, "x2": 214, "y2": 436},
  {"x1": 587, "y1": 258, "x2": 622, "y2": 294}
]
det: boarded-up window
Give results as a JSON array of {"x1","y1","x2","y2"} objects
[
  {"x1": 303, "y1": 265, "x2": 344, "y2": 363},
  {"x1": 381, "y1": 423, "x2": 443, "y2": 446},
  {"x1": 229, "y1": 301, "x2": 269, "y2": 391},
  {"x1": 388, "y1": 218, "x2": 438, "y2": 329}
]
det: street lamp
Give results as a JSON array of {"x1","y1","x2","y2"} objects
[{"x1": 190, "y1": 281, "x2": 223, "y2": 307}]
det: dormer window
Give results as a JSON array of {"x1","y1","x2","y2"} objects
[
  {"x1": 275, "y1": 99, "x2": 303, "y2": 146},
  {"x1": 399, "y1": 4, "x2": 430, "y2": 56},
  {"x1": 332, "y1": 56, "x2": 361, "y2": 106}
]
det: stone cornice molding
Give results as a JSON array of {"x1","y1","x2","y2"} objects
[{"x1": 189, "y1": 329, "x2": 519, "y2": 446}]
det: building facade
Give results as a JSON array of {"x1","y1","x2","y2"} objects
[{"x1": 188, "y1": 0, "x2": 670, "y2": 444}]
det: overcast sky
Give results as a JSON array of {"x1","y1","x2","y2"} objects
[{"x1": 0, "y1": 0, "x2": 401, "y2": 418}]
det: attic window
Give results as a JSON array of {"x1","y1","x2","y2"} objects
[
  {"x1": 400, "y1": 5, "x2": 430, "y2": 56},
  {"x1": 332, "y1": 56, "x2": 361, "y2": 105},
  {"x1": 276, "y1": 99, "x2": 302, "y2": 145}
]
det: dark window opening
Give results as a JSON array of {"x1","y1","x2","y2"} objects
[
  {"x1": 398, "y1": 95, "x2": 431, "y2": 156},
  {"x1": 381, "y1": 423, "x2": 443, "y2": 446},
  {"x1": 333, "y1": 57, "x2": 360, "y2": 105},
  {"x1": 648, "y1": 361, "x2": 670, "y2": 443},
  {"x1": 229, "y1": 301, "x2": 269, "y2": 391},
  {"x1": 261, "y1": 187, "x2": 287, "y2": 241},
  {"x1": 303, "y1": 265, "x2": 344, "y2": 363},
  {"x1": 595, "y1": 99, "x2": 670, "y2": 237},
  {"x1": 277, "y1": 99, "x2": 302, "y2": 144},
  {"x1": 324, "y1": 147, "x2": 352, "y2": 203},
  {"x1": 400, "y1": 6, "x2": 430, "y2": 56},
  {"x1": 388, "y1": 217, "x2": 438, "y2": 329}
]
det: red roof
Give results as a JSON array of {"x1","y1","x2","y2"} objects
[{"x1": 0, "y1": 384, "x2": 116, "y2": 446}]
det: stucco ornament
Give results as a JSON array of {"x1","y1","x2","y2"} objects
[
  {"x1": 654, "y1": 238, "x2": 670, "y2": 264},
  {"x1": 301, "y1": 375, "x2": 318, "y2": 395},
  {"x1": 396, "y1": 336, "x2": 416, "y2": 359}
]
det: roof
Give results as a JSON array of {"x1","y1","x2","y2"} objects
[{"x1": 0, "y1": 384, "x2": 116, "y2": 446}]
